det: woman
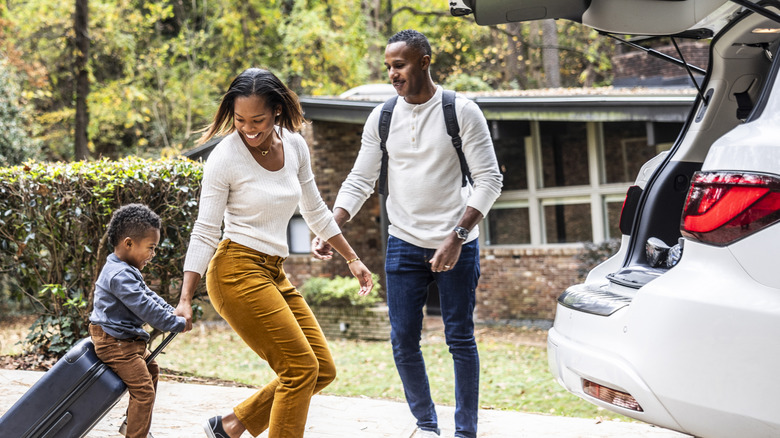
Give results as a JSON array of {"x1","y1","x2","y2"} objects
[{"x1": 175, "y1": 68, "x2": 373, "y2": 438}]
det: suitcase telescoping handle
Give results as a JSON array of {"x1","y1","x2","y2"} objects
[{"x1": 146, "y1": 332, "x2": 177, "y2": 364}]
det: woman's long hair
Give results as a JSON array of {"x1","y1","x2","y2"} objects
[{"x1": 197, "y1": 68, "x2": 307, "y2": 145}]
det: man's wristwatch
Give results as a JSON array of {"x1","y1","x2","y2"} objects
[{"x1": 453, "y1": 226, "x2": 469, "y2": 241}]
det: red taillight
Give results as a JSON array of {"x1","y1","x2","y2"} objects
[
  {"x1": 681, "y1": 172, "x2": 780, "y2": 245},
  {"x1": 582, "y1": 379, "x2": 643, "y2": 412}
]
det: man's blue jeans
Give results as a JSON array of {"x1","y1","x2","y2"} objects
[{"x1": 385, "y1": 236, "x2": 480, "y2": 438}]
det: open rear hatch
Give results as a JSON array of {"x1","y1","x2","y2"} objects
[
  {"x1": 450, "y1": 0, "x2": 780, "y2": 309},
  {"x1": 452, "y1": 0, "x2": 737, "y2": 36}
]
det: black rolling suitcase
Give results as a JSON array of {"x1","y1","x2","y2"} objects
[{"x1": 0, "y1": 333, "x2": 176, "y2": 438}]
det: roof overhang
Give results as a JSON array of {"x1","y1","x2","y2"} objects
[{"x1": 300, "y1": 93, "x2": 696, "y2": 125}]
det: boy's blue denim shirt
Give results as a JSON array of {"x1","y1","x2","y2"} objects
[{"x1": 90, "y1": 253, "x2": 186, "y2": 340}]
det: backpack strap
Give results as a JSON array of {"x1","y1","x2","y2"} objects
[
  {"x1": 442, "y1": 90, "x2": 473, "y2": 188},
  {"x1": 376, "y1": 91, "x2": 473, "y2": 196},
  {"x1": 377, "y1": 96, "x2": 398, "y2": 196}
]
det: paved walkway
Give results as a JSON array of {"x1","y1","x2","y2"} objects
[{"x1": 0, "y1": 369, "x2": 691, "y2": 438}]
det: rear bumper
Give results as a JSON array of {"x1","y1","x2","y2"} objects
[
  {"x1": 549, "y1": 239, "x2": 780, "y2": 437},
  {"x1": 547, "y1": 310, "x2": 686, "y2": 433}
]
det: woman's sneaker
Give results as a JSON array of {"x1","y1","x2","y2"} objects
[{"x1": 203, "y1": 416, "x2": 230, "y2": 438}]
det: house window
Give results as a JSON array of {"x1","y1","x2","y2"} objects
[
  {"x1": 605, "y1": 198, "x2": 625, "y2": 240},
  {"x1": 287, "y1": 216, "x2": 310, "y2": 254},
  {"x1": 486, "y1": 206, "x2": 531, "y2": 245},
  {"x1": 602, "y1": 121, "x2": 680, "y2": 184},
  {"x1": 543, "y1": 201, "x2": 592, "y2": 243},
  {"x1": 484, "y1": 119, "x2": 680, "y2": 246},
  {"x1": 539, "y1": 121, "x2": 589, "y2": 187},
  {"x1": 493, "y1": 121, "x2": 530, "y2": 191}
]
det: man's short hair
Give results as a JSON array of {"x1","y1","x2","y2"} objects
[
  {"x1": 107, "y1": 203, "x2": 161, "y2": 247},
  {"x1": 388, "y1": 29, "x2": 432, "y2": 58}
]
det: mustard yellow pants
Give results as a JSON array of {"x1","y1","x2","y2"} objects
[{"x1": 206, "y1": 239, "x2": 336, "y2": 438}]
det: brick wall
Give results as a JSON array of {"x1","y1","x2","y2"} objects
[
  {"x1": 477, "y1": 247, "x2": 581, "y2": 325},
  {"x1": 282, "y1": 245, "x2": 581, "y2": 328},
  {"x1": 310, "y1": 305, "x2": 391, "y2": 341},
  {"x1": 301, "y1": 122, "x2": 386, "y2": 285}
]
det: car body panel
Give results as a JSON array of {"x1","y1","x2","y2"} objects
[
  {"x1": 454, "y1": 1, "x2": 780, "y2": 437},
  {"x1": 703, "y1": 116, "x2": 780, "y2": 178},
  {"x1": 728, "y1": 223, "x2": 780, "y2": 288},
  {"x1": 460, "y1": 0, "x2": 738, "y2": 35},
  {"x1": 623, "y1": 241, "x2": 780, "y2": 436},
  {"x1": 550, "y1": 239, "x2": 780, "y2": 438},
  {"x1": 547, "y1": 323, "x2": 685, "y2": 433},
  {"x1": 583, "y1": 0, "x2": 735, "y2": 35}
]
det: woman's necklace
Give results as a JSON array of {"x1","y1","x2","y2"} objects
[{"x1": 255, "y1": 131, "x2": 276, "y2": 157}]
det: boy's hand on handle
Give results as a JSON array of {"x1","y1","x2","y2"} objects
[
  {"x1": 348, "y1": 260, "x2": 374, "y2": 296},
  {"x1": 311, "y1": 236, "x2": 334, "y2": 260},
  {"x1": 174, "y1": 301, "x2": 193, "y2": 332}
]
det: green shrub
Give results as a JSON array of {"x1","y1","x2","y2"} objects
[
  {"x1": 0, "y1": 156, "x2": 204, "y2": 355},
  {"x1": 443, "y1": 73, "x2": 493, "y2": 92},
  {"x1": 301, "y1": 274, "x2": 384, "y2": 308}
]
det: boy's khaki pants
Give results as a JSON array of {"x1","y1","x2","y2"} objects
[
  {"x1": 89, "y1": 324, "x2": 158, "y2": 438},
  {"x1": 207, "y1": 239, "x2": 336, "y2": 438}
]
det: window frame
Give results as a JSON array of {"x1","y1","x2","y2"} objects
[{"x1": 484, "y1": 120, "x2": 674, "y2": 247}]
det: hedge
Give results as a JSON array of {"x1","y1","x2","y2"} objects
[
  {"x1": 300, "y1": 274, "x2": 383, "y2": 308},
  {"x1": 0, "y1": 156, "x2": 203, "y2": 355}
]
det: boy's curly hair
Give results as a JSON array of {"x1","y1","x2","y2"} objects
[{"x1": 107, "y1": 204, "x2": 161, "y2": 247}]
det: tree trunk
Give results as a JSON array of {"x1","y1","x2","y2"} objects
[
  {"x1": 385, "y1": 0, "x2": 393, "y2": 36},
  {"x1": 504, "y1": 23, "x2": 525, "y2": 88},
  {"x1": 528, "y1": 21, "x2": 542, "y2": 86},
  {"x1": 542, "y1": 19, "x2": 561, "y2": 88},
  {"x1": 74, "y1": 0, "x2": 89, "y2": 160}
]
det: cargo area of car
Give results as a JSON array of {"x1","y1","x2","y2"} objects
[{"x1": 607, "y1": 2, "x2": 780, "y2": 289}]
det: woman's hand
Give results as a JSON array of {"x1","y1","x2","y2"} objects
[
  {"x1": 175, "y1": 271, "x2": 201, "y2": 332},
  {"x1": 348, "y1": 260, "x2": 374, "y2": 296},
  {"x1": 174, "y1": 301, "x2": 194, "y2": 332}
]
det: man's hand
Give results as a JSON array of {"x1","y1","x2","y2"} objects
[
  {"x1": 429, "y1": 234, "x2": 463, "y2": 272},
  {"x1": 311, "y1": 207, "x2": 350, "y2": 260},
  {"x1": 311, "y1": 236, "x2": 334, "y2": 260}
]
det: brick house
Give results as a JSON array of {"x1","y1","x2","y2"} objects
[{"x1": 186, "y1": 43, "x2": 703, "y2": 326}]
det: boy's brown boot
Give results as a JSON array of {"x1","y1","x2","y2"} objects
[{"x1": 118, "y1": 418, "x2": 155, "y2": 438}]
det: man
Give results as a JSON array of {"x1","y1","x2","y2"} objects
[{"x1": 313, "y1": 29, "x2": 502, "y2": 438}]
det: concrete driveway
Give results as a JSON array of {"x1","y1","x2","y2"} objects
[{"x1": 0, "y1": 369, "x2": 692, "y2": 437}]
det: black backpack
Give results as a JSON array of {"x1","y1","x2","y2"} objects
[{"x1": 376, "y1": 90, "x2": 473, "y2": 196}]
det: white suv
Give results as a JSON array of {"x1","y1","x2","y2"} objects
[{"x1": 453, "y1": 1, "x2": 780, "y2": 437}]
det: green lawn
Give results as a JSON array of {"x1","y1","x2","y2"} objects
[
  {"x1": 0, "y1": 317, "x2": 631, "y2": 421},
  {"x1": 154, "y1": 322, "x2": 630, "y2": 421}
]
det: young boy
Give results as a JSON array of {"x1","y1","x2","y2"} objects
[{"x1": 89, "y1": 204, "x2": 186, "y2": 438}]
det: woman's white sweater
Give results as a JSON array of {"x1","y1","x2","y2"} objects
[{"x1": 183, "y1": 129, "x2": 341, "y2": 276}]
